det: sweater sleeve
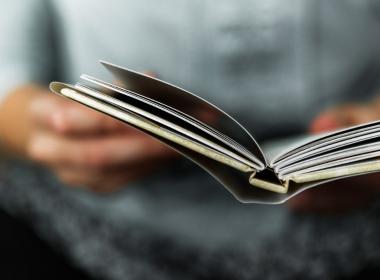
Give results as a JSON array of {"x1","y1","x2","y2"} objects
[{"x1": 0, "y1": 0, "x2": 56, "y2": 102}]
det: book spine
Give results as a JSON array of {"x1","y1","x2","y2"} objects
[
  {"x1": 249, "y1": 172, "x2": 289, "y2": 194},
  {"x1": 288, "y1": 160, "x2": 380, "y2": 183}
]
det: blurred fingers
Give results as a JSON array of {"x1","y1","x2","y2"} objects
[
  {"x1": 27, "y1": 131, "x2": 177, "y2": 170},
  {"x1": 54, "y1": 164, "x2": 156, "y2": 193},
  {"x1": 287, "y1": 174, "x2": 380, "y2": 213},
  {"x1": 29, "y1": 94, "x2": 129, "y2": 135},
  {"x1": 310, "y1": 103, "x2": 380, "y2": 134},
  {"x1": 338, "y1": 104, "x2": 380, "y2": 126},
  {"x1": 309, "y1": 110, "x2": 342, "y2": 134}
]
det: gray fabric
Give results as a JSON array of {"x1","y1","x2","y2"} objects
[
  {"x1": 1, "y1": 0, "x2": 380, "y2": 137},
  {"x1": 1, "y1": 1, "x2": 380, "y2": 279},
  {"x1": 0, "y1": 0, "x2": 57, "y2": 99},
  {"x1": 1, "y1": 159, "x2": 380, "y2": 280}
]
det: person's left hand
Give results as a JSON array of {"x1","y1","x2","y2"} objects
[
  {"x1": 288, "y1": 96, "x2": 380, "y2": 213},
  {"x1": 26, "y1": 92, "x2": 179, "y2": 193}
]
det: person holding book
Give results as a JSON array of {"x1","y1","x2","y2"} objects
[
  {"x1": 1, "y1": 1, "x2": 380, "y2": 212},
  {"x1": 0, "y1": 1, "x2": 380, "y2": 279}
]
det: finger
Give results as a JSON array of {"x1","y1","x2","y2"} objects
[
  {"x1": 287, "y1": 190, "x2": 352, "y2": 213},
  {"x1": 28, "y1": 131, "x2": 177, "y2": 170},
  {"x1": 30, "y1": 94, "x2": 129, "y2": 135},
  {"x1": 287, "y1": 176, "x2": 380, "y2": 213},
  {"x1": 338, "y1": 104, "x2": 380, "y2": 126},
  {"x1": 371, "y1": 95, "x2": 380, "y2": 111},
  {"x1": 143, "y1": 71, "x2": 157, "y2": 78},
  {"x1": 288, "y1": 190, "x2": 369, "y2": 213},
  {"x1": 90, "y1": 164, "x2": 154, "y2": 193},
  {"x1": 29, "y1": 94, "x2": 64, "y2": 128},
  {"x1": 309, "y1": 110, "x2": 343, "y2": 134},
  {"x1": 54, "y1": 164, "x2": 156, "y2": 193},
  {"x1": 287, "y1": 189, "x2": 359, "y2": 213},
  {"x1": 310, "y1": 104, "x2": 380, "y2": 134}
]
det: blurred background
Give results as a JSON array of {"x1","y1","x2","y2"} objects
[{"x1": 1, "y1": 1, "x2": 380, "y2": 279}]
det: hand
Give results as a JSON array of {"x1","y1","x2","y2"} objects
[
  {"x1": 0, "y1": 85, "x2": 178, "y2": 193},
  {"x1": 288, "y1": 97, "x2": 380, "y2": 213}
]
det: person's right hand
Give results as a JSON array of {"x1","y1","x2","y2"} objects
[
  {"x1": 287, "y1": 97, "x2": 380, "y2": 213},
  {"x1": 0, "y1": 85, "x2": 178, "y2": 193}
]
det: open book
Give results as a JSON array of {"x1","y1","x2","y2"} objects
[{"x1": 50, "y1": 61, "x2": 380, "y2": 204}]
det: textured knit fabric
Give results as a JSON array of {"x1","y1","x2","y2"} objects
[
  {"x1": 1, "y1": 159, "x2": 380, "y2": 280},
  {"x1": 1, "y1": 1, "x2": 380, "y2": 279},
  {"x1": 1, "y1": 0, "x2": 380, "y2": 137}
]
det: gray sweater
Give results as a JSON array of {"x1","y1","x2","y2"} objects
[{"x1": 1, "y1": 1, "x2": 380, "y2": 279}]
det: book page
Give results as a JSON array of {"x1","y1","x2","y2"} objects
[
  {"x1": 279, "y1": 142, "x2": 380, "y2": 177},
  {"x1": 74, "y1": 84, "x2": 259, "y2": 170},
  {"x1": 99, "y1": 61, "x2": 267, "y2": 165},
  {"x1": 288, "y1": 160, "x2": 380, "y2": 183},
  {"x1": 50, "y1": 82, "x2": 256, "y2": 173},
  {"x1": 271, "y1": 121, "x2": 380, "y2": 166},
  {"x1": 261, "y1": 134, "x2": 318, "y2": 163},
  {"x1": 79, "y1": 75, "x2": 263, "y2": 168}
]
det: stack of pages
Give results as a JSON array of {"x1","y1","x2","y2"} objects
[{"x1": 50, "y1": 61, "x2": 380, "y2": 203}]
